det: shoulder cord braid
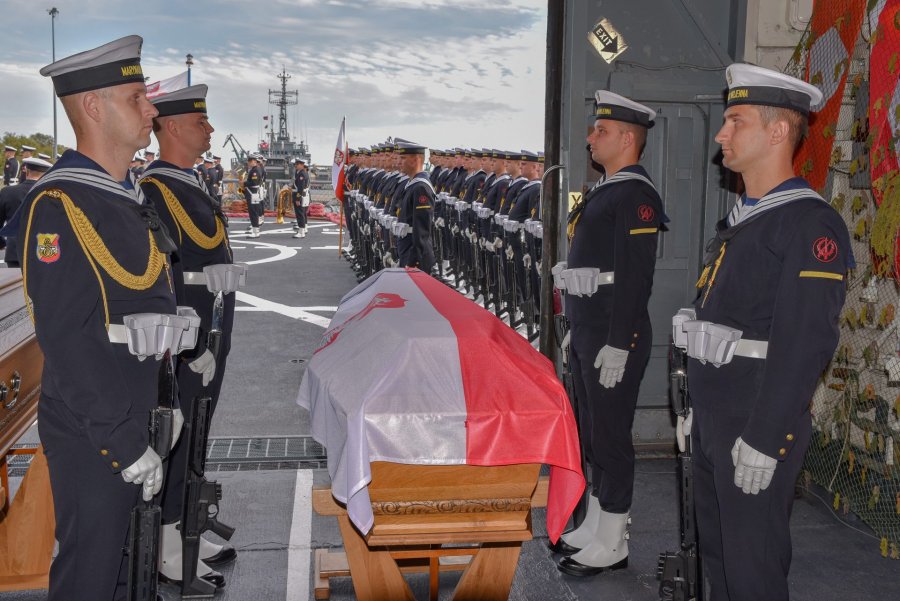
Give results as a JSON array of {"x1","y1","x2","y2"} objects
[
  {"x1": 697, "y1": 242, "x2": 727, "y2": 309},
  {"x1": 23, "y1": 188, "x2": 166, "y2": 328},
  {"x1": 143, "y1": 177, "x2": 225, "y2": 250}
]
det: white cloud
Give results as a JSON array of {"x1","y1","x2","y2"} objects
[{"x1": 0, "y1": 0, "x2": 546, "y2": 164}]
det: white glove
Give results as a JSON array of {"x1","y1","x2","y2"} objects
[
  {"x1": 171, "y1": 407, "x2": 184, "y2": 450},
  {"x1": 493, "y1": 237, "x2": 503, "y2": 250},
  {"x1": 731, "y1": 436, "x2": 777, "y2": 495},
  {"x1": 121, "y1": 446, "x2": 163, "y2": 501},
  {"x1": 676, "y1": 409, "x2": 693, "y2": 453},
  {"x1": 593, "y1": 345, "x2": 628, "y2": 389},
  {"x1": 188, "y1": 348, "x2": 216, "y2": 387}
]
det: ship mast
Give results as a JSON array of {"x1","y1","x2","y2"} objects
[{"x1": 269, "y1": 67, "x2": 298, "y2": 144}]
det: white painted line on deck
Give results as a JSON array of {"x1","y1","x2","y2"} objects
[
  {"x1": 231, "y1": 240, "x2": 297, "y2": 265},
  {"x1": 235, "y1": 291, "x2": 335, "y2": 327},
  {"x1": 310, "y1": 246, "x2": 339, "y2": 250},
  {"x1": 286, "y1": 469, "x2": 313, "y2": 601}
]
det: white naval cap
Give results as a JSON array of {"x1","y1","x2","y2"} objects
[
  {"x1": 725, "y1": 63, "x2": 823, "y2": 116},
  {"x1": 592, "y1": 90, "x2": 656, "y2": 128},
  {"x1": 23, "y1": 157, "x2": 53, "y2": 171},
  {"x1": 4, "y1": 146, "x2": 16, "y2": 152},
  {"x1": 40, "y1": 35, "x2": 145, "y2": 98},
  {"x1": 20, "y1": 145, "x2": 36, "y2": 152},
  {"x1": 38, "y1": 152, "x2": 52, "y2": 160},
  {"x1": 151, "y1": 84, "x2": 208, "y2": 117}
]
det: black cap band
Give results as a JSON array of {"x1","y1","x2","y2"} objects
[
  {"x1": 592, "y1": 103, "x2": 653, "y2": 127},
  {"x1": 51, "y1": 58, "x2": 144, "y2": 97},
  {"x1": 154, "y1": 98, "x2": 208, "y2": 117},
  {"x1": 726, "y1": 86, "x2": 811, "y2": 116}
]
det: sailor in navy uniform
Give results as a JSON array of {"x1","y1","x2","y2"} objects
[
  {"x1": 292, "y1": 157, "x2": 310, "y2": 238},
  {"x1": 678, "y1": 64, "x2": 850, "y2": 601},
  {"x1": 0, "y1": 157, "x2": 52, "y2": 267},
  {"x1": 244, "y1": 154, "x2": 264, "y2": 237},
  {"x1": 3, "y1": 146, "x2": 18, "y2": 186},
  {"x1": 17, "y1": 145, "x2": 35, "y2": 183},
  {"x1": 20, "y1": 35, "x2": 181, "y2": 601},
  {"x1": 506, "y1": 151, "x2": 541, "y2": 307},
  {"x1": 140, "y1": 83, "x2": 238, "y2": 589},
  {"x1": 203, "y1": 154, "x2": 216, "y2": 193},
  {"x1": 212, "y1": 155, "x2": 225, "y2": 204},
  {"x1": 395, "y1": 141, "x2": 435, "y2": 273},
  {"x1": 554, "y1": 91, "x2": 664, "y2": 577}
]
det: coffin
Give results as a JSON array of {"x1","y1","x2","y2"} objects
[{"x1": 0, "y1": 270, "x2": 42, "y2": 458}]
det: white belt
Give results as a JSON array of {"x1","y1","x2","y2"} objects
[
  {"x1": 673, "y1": 309, "x2": 768, "y2": 365},
  {"x1": 107, "y1": 324, "x2": 130, "y2": 344},
  {"x1": 183, "y1": 272, "x2": 206, "y2": 285},
  {"x1": 734, "y1": 338, "x2": 768, "y2": 359}
]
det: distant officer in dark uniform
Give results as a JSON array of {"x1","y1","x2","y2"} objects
[
  {"x1": 678, "y1": 64, "x2": 849, "y2": 601},
  {"x1": 292, "y1": 157, "x2": 310, "y2": 238},
  {"x1": 21, "y1": 35, "x2": 181, "y2": 601},
  {"x1": 0, "y1": 157, "x2": 52, "y2": 267},
  {"x1": 144, "y1": 148, "x2": 157, "y2": 165},
  {"x1": 244, "y1": 154, "x2": 264, "y2": 237},
  {"x1": 3, "y1": 145, "x2": 19, "y2": 186},
  {"x1": 203, "y1": 154, "x2": 216, "y2": 192},
  {"x1": 554, "y1": 91, "x2": 663, "y2": 577},
  {"x1": 212, "y1": 154, "x2": 225, "y2": 204},
  {"x1": 17, "y1": 145, "x2": 35, "y2": 183},
  {"x1": 395, "y1": 141, "x2": 435, "y2": 273},
  {"x1": 141, "y1": 83, "x2": 238, "y2": 590}
]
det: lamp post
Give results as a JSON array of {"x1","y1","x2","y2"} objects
[
  {"x1": 48, "y1": 7, "x2": 59, "y2": 159},
  {"x1": 186, "y1": 53, "x2": 194, "y2": 86}
]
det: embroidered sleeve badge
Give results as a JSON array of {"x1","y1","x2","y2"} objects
[
  {"x1": 638, "y1": 204, "x2": 655, "y2": 222},
  {"x1": 36, "y1": 233, "x2": 61, "y2": 263},
  {"x1": 813, "y1": 236, "x2": 838, "y2": 263},
  {"x1": 418, "y1": 194, "x2": 430, "y2": 206}
]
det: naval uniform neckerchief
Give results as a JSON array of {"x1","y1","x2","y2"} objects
[
  {"x1": 697, "y1": 180, "x2": 828, "y2": 307},
  {"x1": 566, "y1": 169, "x2": 660, "y2": 240}
]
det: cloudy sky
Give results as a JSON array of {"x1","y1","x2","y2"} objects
[{"x1": 1, "y1": 0, "x2": 547, "y2": 165}]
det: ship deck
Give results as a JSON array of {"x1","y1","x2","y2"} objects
[{"x1": 3, "y1": 218, "x2": 897, "y2": 601}]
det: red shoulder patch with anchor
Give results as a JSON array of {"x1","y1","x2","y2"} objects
[
  {"x1": 813, "y1": 236, "x2": 838, "y2": 263},
  {"x1": 638, "y1": 204, "x2": 655, "y2": 222},
  {"x1": 418, "y1": 194, "x2": 429, "y2": 205}
]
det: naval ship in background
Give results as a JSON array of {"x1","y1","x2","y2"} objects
[{"x1": 223, "y1": 68, "x2": 315, "y2": 205}]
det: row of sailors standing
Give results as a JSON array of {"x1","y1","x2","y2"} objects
[
  {"x1": 343, "y1": 145, "x2": 546, "y2": 321},
  {"x1": 4, "y1": 145, "x2": 59, "y2": 186},
  {"x1": 130, "y1": 149, "x2": 225, "y2": 205}
]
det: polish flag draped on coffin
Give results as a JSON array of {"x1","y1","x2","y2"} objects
[{"x1": 297, "y1": 268, "x2": 584, "y2": 543}]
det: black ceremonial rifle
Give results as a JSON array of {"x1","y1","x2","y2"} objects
[
  {"x1": 127, "y1": 351, "x2": 175, "y2": 601},
  {"x1": 181, "y1": 292, "x2": 235, "y2": 598}
]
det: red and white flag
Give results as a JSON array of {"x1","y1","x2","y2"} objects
[
  {"x1": 145, "y1": 71, "x2": 189, "y2": 99},
  {"x1": 297, "y1": 268, "x2": 585, "y2": 542},
  {"x1": 331, "y1": 117, "x2": 347, "y2": 202}
]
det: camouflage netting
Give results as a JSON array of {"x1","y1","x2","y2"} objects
[{"x1": 786, "y1": 0, "x2": 900, "y2": 558}]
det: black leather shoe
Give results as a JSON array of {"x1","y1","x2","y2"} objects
[
  {"x1": 556, "y1": 555, "x2": 628, "y2": 577},
  {"x1": 547, "y1": 538, "x2": 581, "y2": 556},
  {"x1": 158, "y1": 569, "x2": 226, "y2": 591},
  {"x1": 202, "y1": 545, "x2": 237, "y2": 567}
]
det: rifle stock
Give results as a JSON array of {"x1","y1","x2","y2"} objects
[{"x1": 657, "y1": 343, "x2": 703, "y2": 601}]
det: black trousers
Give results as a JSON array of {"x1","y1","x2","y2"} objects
[
  {"x1": 40, "y1": 399, "x2": 142, "y2": 601},
  {"x1": 569, "y1": 320, "x2": 650, "y2": 513},
  {"x1": 692, "y1": 406, "x2": 810, "y2": 601},
  {"x1": 294, "y1": 198, "x2": 307, "y2": 228},
  {"x1": 245, "y1": 189, "x2": 261, "y2": 227}
]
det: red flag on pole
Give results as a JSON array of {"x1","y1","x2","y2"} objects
[{"x1": 332, "y1": 117, "x2": 347, "y2": 202}]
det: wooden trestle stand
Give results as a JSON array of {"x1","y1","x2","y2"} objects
[
  {"x1": 313, "y1": 461, "x2": 549, "y2": 601},
  {"x1": 0, "y1": 271, "x2": 53, "y2": 592}
]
